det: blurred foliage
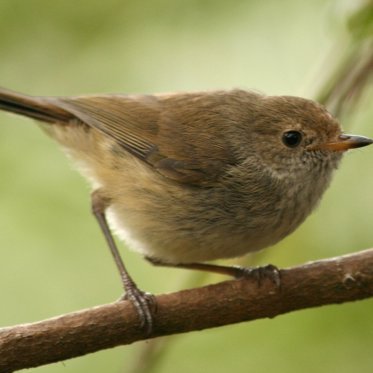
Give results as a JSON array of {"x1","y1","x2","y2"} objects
[
  {"x1": 347, "y1": 0, "x2": 373, "y2": 39},
  {"x1": 0, "y1": 0, "x2": 372, "y2": 372}
]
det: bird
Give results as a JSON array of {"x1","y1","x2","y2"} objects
[{"x1": 0, "y1": 87, "x2": 371, "y2": 332}]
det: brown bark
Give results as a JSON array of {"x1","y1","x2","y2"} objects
[{"x1": 1, "y1": 248, "x2": 373, "y2": 372}]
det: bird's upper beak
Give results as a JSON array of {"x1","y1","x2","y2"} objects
[{"x1": 308, "y1": 134, "x2": 373, "y2": 152}]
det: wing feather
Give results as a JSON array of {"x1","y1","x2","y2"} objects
[
  {"x1": 55, "y1": 93, "x2": 237, "y2": 185},
  {"x1": 57, "y1": 96, "x2": 158, "y2": 160}
]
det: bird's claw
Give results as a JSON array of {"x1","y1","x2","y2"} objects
[
  {"x1": 233, "y1": 264, "x2": 281, "y2": 288},
  {"x1": 119, "y1": 288, "x2": 156, "y2": 334}
]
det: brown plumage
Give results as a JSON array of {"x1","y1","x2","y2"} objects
[{"x1": 1, "y1": 87, "x2": 371, "y2": 330}]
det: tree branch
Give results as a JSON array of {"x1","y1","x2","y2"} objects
[{"x1": 1, "y1": 248, "x2": 373, "y2": 372}]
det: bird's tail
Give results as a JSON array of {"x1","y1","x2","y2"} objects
[{"x1": 0, "y1": 87, "x2": 73, "y2": 124}]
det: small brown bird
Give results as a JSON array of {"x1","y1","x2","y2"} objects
[{"x1": 0, "y1": 87, "x2": 371, "y2": 331}]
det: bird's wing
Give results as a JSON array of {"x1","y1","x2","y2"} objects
[{"x1": 56, "y1": 94, "x2": 236, "y2": 186}]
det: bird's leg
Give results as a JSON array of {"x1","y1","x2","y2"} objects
[
  {"x1": 146, "y1": 257, "x2": 281, "y2": 287},
  {"x1": 91, "y1": 190, "x2": 155, "y2": 334}
]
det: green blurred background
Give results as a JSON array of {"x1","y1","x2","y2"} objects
[{"x1": 0, "y1": 0, "x2": 372, "y2": 372}]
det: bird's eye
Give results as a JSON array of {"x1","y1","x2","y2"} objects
[{"x1": 282, "y1": 131, "x2": 302, "y2": 148}]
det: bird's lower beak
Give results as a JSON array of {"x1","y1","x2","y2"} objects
[{"x1": 310, "y1": 134, "x2": 373, "y2": 152}]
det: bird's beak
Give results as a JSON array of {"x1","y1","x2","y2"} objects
[{"x1": 309, "y1": 134, "x2": 373, "y2": 152}]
